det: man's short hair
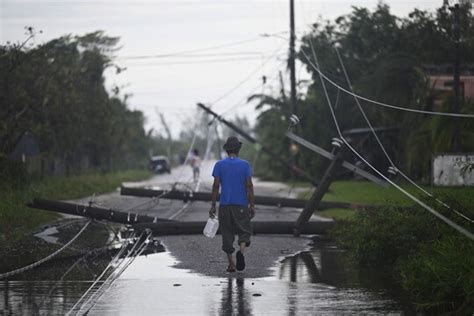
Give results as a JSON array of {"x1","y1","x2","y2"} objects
[{"x1": 226, "y1": 148, "x2": 240, "y2": 155}]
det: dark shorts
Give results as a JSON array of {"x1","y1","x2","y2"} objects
[{"x1": 218, "y1": 205, "x2": 252, "y2": 254}]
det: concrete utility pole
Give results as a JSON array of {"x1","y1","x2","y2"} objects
[
  {"x1": 293, "y1": 138, "x2": 344, "y2": 236},
  {"x1": 289, "y1": 0, "x2": 297, "y2": 115},
  {"x1": 158, "y1": 112, "x2": 172, "y2": 158},
  {"x1": 451, "y1": 3, "x2": 462, "y2": 151},
  {"x1": 197, "y1": 103, "x2": 320, "y2": 186},
  {"x1": 121, "y1": 186, "x2": 363, "y2": 210}
]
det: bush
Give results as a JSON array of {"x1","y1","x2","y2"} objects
[
  {"x1": 399, "y1": 235, "x2": 474, "y2": 314},
  {"x1": 0, "y1": 156, "x2": 29, "y2": 190},
  {"x1": 331, "y1": 198, "x2": 474, "y2": 313},
  {"x1": 332, "y1": 206, "x2": 440, "y2": 266}
]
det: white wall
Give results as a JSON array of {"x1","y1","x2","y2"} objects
[{"x1": 433, "y1": 154, "x2": 474, "y2": 186}]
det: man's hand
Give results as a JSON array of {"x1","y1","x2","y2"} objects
[
  {"x1": 209, "y1": 205, "x2": 217, "y2": 218},
  {"x1": 249, "y1": 205, "x2": 256, "y2": 219}
]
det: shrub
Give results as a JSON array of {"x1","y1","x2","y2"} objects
[
  {"x1": 0, "y1": 156, "x2": 29, "y2": 190},
  {"x1": 332, "y1": 206, "x2": 440, "y2": 266},
  {"x1": 331, "y1": 197, "x2": 474, "y2": 313},
  {"x1": 398, "y1": 235, "x2": 474, "y2": 314}
]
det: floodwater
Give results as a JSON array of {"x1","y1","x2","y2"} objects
[{"x1": 0, "y1": 240, "x2": 414, "y2": 315}]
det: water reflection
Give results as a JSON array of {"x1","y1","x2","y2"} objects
[
  {"x1": 219, "y1": 277, "x2": 253, "y2": 316},
  {"x1": 0, "y1": 235, "x2": 165, "y2": 315},
  {"x1": 1, "y1": 240, "x2": 414, "y2": 315},
  {"x1": 1, "y1": 280, "x2": 91, "y2": 315},
  {"x1": 279, "y1": 252, "x2": 322, "y2": 284},
  {"x1": 277, "y1": 241, "x2": 415, "y2": 314}
]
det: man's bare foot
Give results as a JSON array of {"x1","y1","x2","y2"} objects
[{"x1": 226, "y1": 253, "x2": 236, "y2": 272}]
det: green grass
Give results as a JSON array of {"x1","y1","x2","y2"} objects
[
  {"x1": 324, "y1": 181, "x2": 412, "y2": 205},
  {"x1": 296, "y1": 180, "x2": 474, "y2": 220},
  {"x1": 0, "y1": 170, "x2": 152, "y2": 245},
  {"x1": 317, "y1": 208, "x2": 357, "y2": 220}
]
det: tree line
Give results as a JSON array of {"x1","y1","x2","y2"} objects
[
  {"x1": 253, "y1": 3, "x2": 474, "y2": 182},
  {"x1": 0, "y1": 29, "x2": 151, "y2": 177},
  {"x1": 0, "y1": 27, "x2": 254, "y2": 181}
]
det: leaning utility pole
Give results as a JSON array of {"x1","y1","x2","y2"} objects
[
  {"x1": 289, "y1": 0, "x2": 297, "y2": 116},
  {"x1": 451, "y1": 3, "x2": 462, "y2": 151},
  {"x1": 293, "y1": 139, "x2": 344, "y2": 236},
  {"x1": 197, "y1": 103, "x2": 319, "y2": 186},
  {"x1": 159, "y1": 112, "x2": 173, "y2": 158}
]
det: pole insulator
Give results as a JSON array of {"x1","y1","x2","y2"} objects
[
  {"x1": 331, "y1": 138, "x2": 343, "y2": 147},
  {"x1": 289, "y1": 114, "x2": 300, "y2": 127},
  {"x1": 387, "y1": 166, "x2": 398, "y2": 176}
]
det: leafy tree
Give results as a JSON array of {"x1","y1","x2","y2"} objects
[
  {"x1": 0, "y1": 30, "x2": 151, "y2": 176},
  {"x1": 253, "y1": 3, "x2": 474, "y2": 181}
]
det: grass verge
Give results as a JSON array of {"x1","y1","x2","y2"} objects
[
  {"x1": 0, "y1": 170, "x2": 152, "y2": 247},
  {"x1": 295, "y1": 180, "x2": 474, "y2": 220}
]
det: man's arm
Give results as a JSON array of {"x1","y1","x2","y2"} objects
[
  {"x1": 247, "y1": 177, "x2": 255, "y2": 218},
  {"x1": 210, "y1": 177, "x2": 220, "y2": 217}
]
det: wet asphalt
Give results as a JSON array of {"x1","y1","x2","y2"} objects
[{"x1": 73, "y1": 160, "x2": 327, "y2": 279}]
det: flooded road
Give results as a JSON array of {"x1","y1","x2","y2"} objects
[
  {"x1": 1, "y1": 239, "x2": 413, "y2": 315},
  {"x1": 93, "y1": 240, "x2": 410, "y2": 315},
  {"x1": 1, "y1": 162, "x2": 414, "y2": 314}
]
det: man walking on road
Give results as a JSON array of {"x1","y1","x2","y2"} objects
[{"x1": 210, "y1": 136, "x2": 255, "y2": 272}]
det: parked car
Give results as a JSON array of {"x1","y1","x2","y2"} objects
[{"x1": 149, "y1": 155, "x2": 171, "y2": 174}]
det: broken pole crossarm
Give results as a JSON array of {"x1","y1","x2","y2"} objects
[
  {"x1": 120, "y1": 186, "x2": 363, "y2": 210},
  {"x1": 28, "y1": 199, "x2": 175, "y2": 225},
  {"x1": 133, "y1": 221, "x2": 334, "y2": 236},
  {"x1": 294, "y1": 139, "x2": 345, "y2": 236},
  {"x1": 285, "y1": 131, "x2": 388, "y2": 187},
  {"x1": 197, "y1": 102, "x2": 319, "y2": 186}
]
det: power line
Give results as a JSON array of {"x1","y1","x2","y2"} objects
[
  {"x1": 79, "y1": 231, "x2": 152, "y2": 314},
  {"x1": 0, "y1": 220, "x2": 92, "y2": 279},
  {"x1": 294, "y1": 4, "x2": 473, "y2": 225},
  {"x1": 302, "y1": 50, "x2": 474, "y2": 119},
  {"x1": 66, "y1": 230, "x2": 139, "y2": 315},
  {"x1": 305, "y1": 44, "x2": 473, "y2": 241},
  {"x1": 122, "y1": 55, "x2": 285, "y2": 67},
  {"x1": 117, "y1": 33, "x2": 288, "y2": 60},
  {"x1": 218, "y1": 59, "x2": 287, "y2": 118},
  {"x1": 120, "y1": 51, "x2": 267, "y2": 60},
  {"x1": 334, "y1": 47, "x2": 473, "y2": 224},
  {"x1": 209, "y1": 43, "x2": 287, "y2": 105}
]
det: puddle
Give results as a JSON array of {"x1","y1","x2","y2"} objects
[
  {"x1": 91, "y1": 249, "x2": 407, "y2": 315},
  {"x1": 0, "y1": 239, "x2": 414, "y2": 315}
]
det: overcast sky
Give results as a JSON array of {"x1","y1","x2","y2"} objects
[{"x1": 1, "y1": 0, "x2": 442, "y2": 138}]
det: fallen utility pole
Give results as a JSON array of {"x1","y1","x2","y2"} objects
[
  {"x1": 133, "y1": 221, "x2": 334, "y2": 236},
  {"x1": 120, "y1": 187, "x2": 368, "y2": 210},
  {"x1": 28, "y1": 198, "x2": 335, "y2": 236},
  {"x1": 28, "y1": 199, "x2": 175, "y2": 225},
  {"x1": 197, "y1": 102, "x2": 319, "y2": 186}
]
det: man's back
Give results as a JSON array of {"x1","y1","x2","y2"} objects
[
  {"x1": 210, "y1": 136, "x2": 255, "y2": 272},
  {"x1": 212, "y1": 157, "x2": 252, "y2": 206}
]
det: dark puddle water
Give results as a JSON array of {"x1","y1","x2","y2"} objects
[
  {"x1": 274, "y1": 241, "x2": 415, "y2": 314},
  {"x1": 0, "y1": 237, "x2": 414, "y2": 315}
]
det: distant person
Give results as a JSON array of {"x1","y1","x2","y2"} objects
[
  {"x1": 190, "y1": 149, "x2": 202, "y2": 182},
  {"x1": 210, "y1": 136, "x2": 255, "y2": 272}
]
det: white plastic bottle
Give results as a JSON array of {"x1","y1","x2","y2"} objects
[{"x1": 203, "y1": 217, "x2": 219, "y2": 238}]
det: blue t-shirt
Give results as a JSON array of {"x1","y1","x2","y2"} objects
[{"x1": 212, "y1": 157, "x2": 252, "y2": 206}]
